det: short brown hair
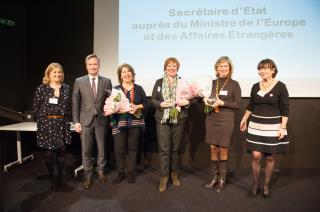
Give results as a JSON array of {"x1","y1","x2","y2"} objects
[
  {"x1": 117, "y1": 63, "x2": 136, "y2": 83},
  {"x1": 214, "y1": 56, "x2": 233, "y2": 78},
  {"x1": 257, "y1": 59, "x2": 278, "y2": 78},
  {"x1": 163, "y1": 57, "x2": 180, "y2": 71},
  {"x1": 42, "y1": 63, "x2": 64, "y2": 85}
]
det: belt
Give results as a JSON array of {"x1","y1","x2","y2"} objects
[{"x1": 46, "y1": 115, "x2": 65, "y2": 119}]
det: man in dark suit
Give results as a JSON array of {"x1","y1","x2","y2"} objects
[{"x1": 72, "y1": 54, "x2": 112, "y2": 189}]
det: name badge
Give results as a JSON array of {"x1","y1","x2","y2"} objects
[
  {"x1": 257, "y1": 90, "x2": 265, "y2": 97},
  {"x1": 157, "y1": 86, "x2": 161, "y2": 92},
  {"x1": 49, "y1": 98, "x2": 58, "y2": 104},
  {"x1": 219, "y1": 90, "x2": 228, "y2": 96}
]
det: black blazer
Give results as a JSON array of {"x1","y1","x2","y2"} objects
[{"x1": 151, "y1": 78, "x2": 188, "y2": 122}]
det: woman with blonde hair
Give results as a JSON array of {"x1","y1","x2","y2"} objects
[
  {"x1": 33, "y1": 62, "x2": 72, "y2": 190},
  {"x1": 203, "y1": 56, "x2": 242, "y2": 192}
]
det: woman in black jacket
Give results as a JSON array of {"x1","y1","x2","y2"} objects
[
  {"x1": 111, "y1": 63, "x2": 147, "y2": 184},
  {"x1": 151, "y1": 57, "x2": 190, "y2": 192}
]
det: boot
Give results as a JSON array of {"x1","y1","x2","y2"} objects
[
  {"x1": 204, "y1": 175, "x2": 219, "y2": 189},
  {"x1": 171, "y1": 172, "x2": 181, "y2": 186},
  {"x1": 216, "y1": 176, "x2": 226, "y2": 193},
  {"x1": 159, "y1": 176, "x2": 168, "y2": 192},
  {"x1": 204, "y1": 160, "x2": 219, "y2": 189},
  {"x1": 216, "y1": 160, "x2": 227, "y2": 193}
]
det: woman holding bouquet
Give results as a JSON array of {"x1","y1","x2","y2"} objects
[
  {"x1": 151, "y1": 57, "x2": 190, "y2": 192},
  {"x1": 240, "y1": 59, "x2": 289, "y2": 198},
  {"x1": 204, "y1": 56, "x2": 242, "y2": 192},
  {"x1": 111, "y1": 63, "x2": 147, "y2": 184}
]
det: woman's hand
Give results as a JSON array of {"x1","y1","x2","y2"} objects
[
  {"x1": 129, "y1": 103, "x2": 141, "y2": 114},
  {"x1": 117, "y1": 106, "x2": 128, "y2": 114},
  {"x1": 240, "y1": 110, "x2": 252, "y2": 132},
  {"x1": 176, "y1": 98, "x2": 189, "y2": 107},
  {"x1": 160, "y1": 100, "x2": 172, "y2": 108},
  {"x1": 74, "y1": 123, "x2": 82, "y2": 133},
  {"x1": 240, "y1": 120, "x2": 247, "y2": 132},
  {"x1": 212, "y1": 96, "x2": 224, "y2": 108},
  {"x1": 277, "y1": 128, "x2": 286, "y2": 140},
  {"x1": 203, "y1": 97, "x2": 212, "y2": 106}
]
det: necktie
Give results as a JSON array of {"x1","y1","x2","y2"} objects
[{"x1": 92, "y1": 77, "x2": 97, "y2": 98}]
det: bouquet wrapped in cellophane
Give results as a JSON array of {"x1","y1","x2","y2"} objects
[
  {"x1": 103, "y1": 89, "x2": 131, "y2": 116},
  {"x1": 189, "y1": 75, "x2": 215, "y2": 113},
  {"x1": 169, "y1": 78, "x2": 200, "y2": 119}
]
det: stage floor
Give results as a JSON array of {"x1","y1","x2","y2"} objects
[{"x1": 1, "y1": 151, "x2": 319, "y2": 212}]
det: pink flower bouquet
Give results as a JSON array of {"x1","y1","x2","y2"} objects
[
  {"x1": 191, "y1": 75, "x2": 213, "y2": 98},
  {"x1": 104, "y1": 89, "x2": 131, "y2": 116},
  {"x1": 169, "y1": 78, "x2": 200, "y2": 119},
  {"x1": 191, "y1": 75, "x2": 215, "y2": 113}
]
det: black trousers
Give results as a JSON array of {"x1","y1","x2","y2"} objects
[
  {"x1": 156, "y1": 118, "x2": 187, "y2": 177},
  {"x1": 113, "y1": 127, "x2": 141, "y2": 173}
]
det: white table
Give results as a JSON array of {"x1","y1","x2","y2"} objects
[
  {"x1": 0, "y1": 122, "x2": 82, "y2": 175},
  {"x1": 0, "y1": 122, "x2": 36, "y2": 172}
]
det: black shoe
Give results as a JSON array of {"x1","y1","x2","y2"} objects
[
  {"x1": 204, "y1": 175, "x2": 219, "y2": 189},
  {"x1": 262, "y1": 192, "x2": 271, "y2": 198},
  {"x1": 248, "y1": 185, "x2": 260, "y2": 198},
  {"x1": 262, "y1": 185, "x2": 271, "y2": 198},
  {"x1": 127, "y1": 172, "x2": 136, "y2": 184},
  {"x1": 113, "y1": 172, "x2": 126, "y2": 184}
]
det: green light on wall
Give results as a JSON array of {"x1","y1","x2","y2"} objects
[{"x1": 0, "y1": 17, "x2": 15, "y2": 27}]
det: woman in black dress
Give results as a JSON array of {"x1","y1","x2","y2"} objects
[
  {"x1": 203, "y1": 56, "x2": 242, "y2": 192},
  {"x1": 111, "y1": 63, "x2": 147, "y2": 184},
  {"x1": 240, "y1": 59, "x2": 289, "y2": 198},
  {"x1": 33, "y1": 63, "x2": 71, "y2": 190}
]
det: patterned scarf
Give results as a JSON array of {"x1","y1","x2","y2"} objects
[{"x1": 161, "y1": 73, "x2": 177, "y2": 124}]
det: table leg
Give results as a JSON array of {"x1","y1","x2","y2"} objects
[{"x1": 3, "y1": 131, "x2": 34, "y2": 173}]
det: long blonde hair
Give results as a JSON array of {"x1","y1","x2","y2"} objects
[{"x1": 42, "y1": 63, "x2": 64, "y2": 85}]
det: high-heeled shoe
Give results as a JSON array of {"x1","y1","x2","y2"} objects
[
  {"x1": 262, "y1": 185, "x2": 271, "y2": 198},
  {"x1": 262, "y1": 192, "x2": 271, "y2": 198},
  {"x1": 204, "y1": 174, "x2": 219, "y2": 189},
  {"x1": 248, "y1": 185, "x2": 260, "y2": 198},
  {"x1": 215, "y1": 177, "x2": 226, "y2": 193}
]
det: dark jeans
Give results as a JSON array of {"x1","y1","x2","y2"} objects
[
  {"x1": 156, "y1": 118, "x2": 187, "y2": 177},
  {"x1": 113, "y1": 127, "x2": 141, "y2": 173}
]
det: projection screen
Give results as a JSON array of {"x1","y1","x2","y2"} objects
[{"x1": 94, "y1": 0, "x2": 320, "y2": 97}]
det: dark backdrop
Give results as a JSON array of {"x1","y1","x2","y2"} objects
[{"x1": 1, "y1": 0, "x2": 319, "y2": 176}]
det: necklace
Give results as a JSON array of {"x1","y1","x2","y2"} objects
[
  {"x1": 122, "y1": 84, "x2": 135, "y2": 103},
  {"x1": 216, "y1": 77, "x2": 229, "y2": 96}
]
